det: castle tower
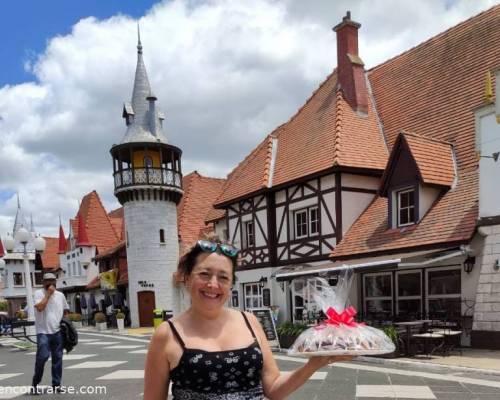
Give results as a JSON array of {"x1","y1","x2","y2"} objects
[{"x1": 110, "y1": 32, "x2": 183, "y2": 327}]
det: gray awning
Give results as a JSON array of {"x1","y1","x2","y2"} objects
[{"x1": 273, "y1": 247, "x2": 463, "y2": 281}]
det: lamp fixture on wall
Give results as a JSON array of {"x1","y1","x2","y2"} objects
[
  {"x1": 463, "y1": 256, "x2": 476, "y2": 274},
  {"x1": 258, "y1": 276, "x2": 268, "y2": 288}
]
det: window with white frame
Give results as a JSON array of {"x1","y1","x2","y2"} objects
[
  {"x1": 244, "y1": 283, "x2": 263, "y2": 309},
  {"x1": 396, "y1": 270, "x2": 421, "y2": 318},
  {"x1": 397, "y1": 188, "x2": 415, "y2": 226},
  {"x1": 294, "y1": 206, "x2": 319, "y2": 239},
  {"x1": 291, "y1": 278, "x2": 323, "y2": 322},
  {"x1": 295, "y1": 209, "x2": 308, "y2": 238},
  {"x1": 426, "y1": 267, "x2": 461, "y2": 318},
  {"x1": 243, "y1": 221, "x2": 255, "y2": 249},
  {"x1": 363, "y1": 272, "x2": 393, "y2": 320},
  {"x1": 13, "y1": 272, "x2": 24, "y2": 287},
  {"x1": 32, "y1": 272, "x2": 43, "y2": 287},
  {"x1": 309, "y1": 207, "x2": 319, "y2": 235}
]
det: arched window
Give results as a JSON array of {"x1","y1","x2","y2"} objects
[
  {"x1": 144, "y1": 156, "x2": 153, "y2": 168},
  {"x1": 159, "y1": 229, "x2": 165, "y2": 243}
]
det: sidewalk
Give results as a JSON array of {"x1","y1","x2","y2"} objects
[
  {"x1": 78, "y1": 326, "x2": 154, "y2": 336},
  {"x1": 360, "y1": 348, "x2": 500, "y2": 376}
]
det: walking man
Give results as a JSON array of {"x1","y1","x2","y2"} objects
[{"x1": 31, "y1": 272, "x2": 69, "y2": 393}]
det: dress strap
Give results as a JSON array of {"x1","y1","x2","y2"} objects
[
  {"x1": 241, "y1": 311, "x2": 257, "y2": 339},
  {"x1": 167, "y1": 320, "x2": 186, "y2": 349}
]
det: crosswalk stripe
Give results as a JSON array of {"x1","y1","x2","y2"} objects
[{"x1": 67, "y1": 361, "x2": 127, "y2": 369}]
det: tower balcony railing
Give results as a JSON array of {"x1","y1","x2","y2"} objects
[{"x1": 113, "y1": 167, "x2": 182, "y2": 191}]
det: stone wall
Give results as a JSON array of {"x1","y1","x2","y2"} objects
[{"x1": 472, "y1": 224, "x2": 500, "y2": 348}]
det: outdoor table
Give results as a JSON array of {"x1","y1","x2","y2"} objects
[
  {"x1": 430, "y1": 329, "x2": 462, "y2": 355},
  {"x1": 394, "y1": 320, "x2": 432, "y2": 356},
  {"x1": 411, "y1": 332, "x2": 444, "y2": 358}
]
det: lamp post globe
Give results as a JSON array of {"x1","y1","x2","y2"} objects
[
  {"x1": 3, "y1": 234, "x2": 14, "y2": 252},
  {"x1": 15, "y1": 227, "x2": 30, "y2": 244},
  {"x1": 15, "y1": 226, "x2": 35, "y2": 324},
  {"x1": 34, "y1": 235, "x2": 46, "y2": 252}
]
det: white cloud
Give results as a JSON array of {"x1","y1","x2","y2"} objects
[{"x1": 0, "y1": 0, "x2": 496, "y2": 237}]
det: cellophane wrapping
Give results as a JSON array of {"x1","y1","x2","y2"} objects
[{"x1": 288, "y1": 269, "x2": 395, "y2": 356}]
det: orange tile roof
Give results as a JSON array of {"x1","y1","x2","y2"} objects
[
  {"x1": 331, "y1": 6, "x2": 500, "y2": 258},
  {"x1": 215, "y1": 71, "x2": 388, "y2": 205},
  {"x1": 380, "y1": 132, "x2": 455, "y2": 195},
  {"x1": 205, "y1": 207, "x2": 226, "y2": 223},
  {"x1": 71, "y1": 191, "x2": 121, "y2": 253},
  {"x1": 178, "y1": 171, "x2": 226, "y2": 248},
  {"x1": 332, "y1": 170, "x2": 477, "y2": 259},
  {"x1": 41, "y1": 237, "x2": 60, "y2": 269}
]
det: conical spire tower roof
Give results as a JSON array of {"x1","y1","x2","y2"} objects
[
  {"x1": 58, "y1": 223, "x2": 66, "y2": 254},
  {"x1": 120, "y1": 27, "x2": 168, "y2": 144}
]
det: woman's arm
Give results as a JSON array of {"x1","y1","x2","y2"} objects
[
  {"x1": 247, "y1": 313, "x2": 352, "y2": 400},
  {"x1": 144, "y1": 322, "x2": 170, "y2": 400}
]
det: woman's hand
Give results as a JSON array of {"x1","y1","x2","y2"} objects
[{"x1": 306, "y1": 355, "x2": 355, "y2": 370}]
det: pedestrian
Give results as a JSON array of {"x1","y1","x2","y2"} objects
[
  {"x1": 31, "y1": 272, "x2": 69, "y2": 394},
  {"x1": 144, "y1": 237, "x2": 353, "y2": 399}
]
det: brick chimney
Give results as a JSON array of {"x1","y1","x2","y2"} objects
[{"x1": 333, "y1": 11, "x2": 368, "y2": 114}]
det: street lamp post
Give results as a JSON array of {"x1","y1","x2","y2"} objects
[{"x1": 4, "y1": 228, "x2": 46, "y2": 325}]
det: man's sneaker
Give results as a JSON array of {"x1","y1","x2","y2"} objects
[{"x1": 52, "y1": 385, "x2": 63, "y2": 394}]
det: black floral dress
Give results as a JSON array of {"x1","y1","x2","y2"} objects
[{"x1": 167, "y1": 312, "x2": 264, "y2": 400}]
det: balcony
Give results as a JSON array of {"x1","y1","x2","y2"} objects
[{"x1": 113, "y1": 167, "x2": 182, "y2": 192}]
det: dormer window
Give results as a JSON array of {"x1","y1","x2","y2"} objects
[{"x1": 397, "y1": 188, "x2": 415, "y2": 227}]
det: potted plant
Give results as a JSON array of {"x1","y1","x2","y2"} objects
[
  {"x1": 15, "y1": 310, "x2": 27, "y2": 320},
  {"x1": 94, "y1": 312, "x2": 107, "y2": 331},
  {"x1": 68, "y1": 313, "x2": 83, "y2": 329},
  {"x1": 276, "y1": 321, "x2": 309, "y2": 349},
  {"x1": 379, "y1": 325, "x2": 400, "y2": 358},
  {"x1": 116, "y1": 311, "x2": 125, "y2": 333}
]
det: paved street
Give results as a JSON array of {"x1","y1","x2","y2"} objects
[{"x1": 1, "y1": 331, "x2": 500, "y2": 399}]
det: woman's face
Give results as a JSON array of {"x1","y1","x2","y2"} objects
[{"x1": 186, "y1": 251, "x2": 233, "y2": 311}]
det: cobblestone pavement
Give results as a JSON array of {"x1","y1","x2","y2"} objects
[{"x1": 1, "y1": 332, "x2": 499, "y2": 399}]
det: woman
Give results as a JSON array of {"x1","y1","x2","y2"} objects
[{"x1": 144, "y1": 238, "x2": 353, "y2": 399}]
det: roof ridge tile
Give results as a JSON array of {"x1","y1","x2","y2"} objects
[{"x1": 333, "y1": 90, "x2": 343, "y2": 166}]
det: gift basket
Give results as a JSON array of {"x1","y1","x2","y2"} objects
[{"x1": 288, "y1": 268, "x2": 395, "y2": 356}]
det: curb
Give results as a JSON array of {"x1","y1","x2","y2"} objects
[{"x1": 357, "y1": 355, "x2": 500, "y2": 377}]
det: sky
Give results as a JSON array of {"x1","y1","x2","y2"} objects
[{"x1": 0, "y1": 0, "x2": 498, "y2": 238}]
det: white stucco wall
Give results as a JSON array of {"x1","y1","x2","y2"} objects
[
  {"x1": 476, "y1": 107, "x2": 500, "y2": 219},
  {"x1": 419, "y1": 185, "x2": 441, "y2": 219},
  {"x1": 342, "y1": 191, "x2": 374, "y2": 235},
  {"x1": 124, "y1": 200, "x2": 180, "y2": 327}
]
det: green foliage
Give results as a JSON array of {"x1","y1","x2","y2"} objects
[
  {"x1": 68, "y1": 313, "x2": 82, "y2": 322},
  {"x1": 15, "y1": 310, "x2": 27, "y2": 320},
  {"x1": 94, "y1": 312, "x2": 106, "y2": 323},
  {"x1": 381, "y1": 325, "x2": 398, "y2": 344},
  {"x1": 116, "y1": 312, "x2": 125, "y2": 320},
  {"x1": 0, "y1": 301, "x2": 8, "y2": 312},
  {"x1": 276, "y1": 321, "x2": 309, "y2": 337}
]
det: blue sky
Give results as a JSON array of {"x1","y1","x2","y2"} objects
[{"x1": 0, "y1": 0, "x2": 160, "y2": 86}]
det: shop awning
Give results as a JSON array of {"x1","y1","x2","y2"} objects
[{"x1": 273, "y1": 247, "x2": 465, "y2": 281}]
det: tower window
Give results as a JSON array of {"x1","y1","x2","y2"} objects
[
  {"x1": 144, "y1": 156, "x2": 153, "y2": 168},
  {"x1": 159, "y1": 229, "x2": 165, "y2": 243}
]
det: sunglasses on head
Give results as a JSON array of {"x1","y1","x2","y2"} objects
[{"x1": 197, "y1": 240, "x2": 239, "y2": 258}]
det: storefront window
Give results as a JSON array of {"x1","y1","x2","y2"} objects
[
  {"x1": 397, "y1": 271, "x2": 421, "y2": 319},
  {"x1": 364, "y1": 273, "x2": 393, "y2": 321},
  {"x1": 427, "y1": 267, "x2": 461, "y2": 319}
]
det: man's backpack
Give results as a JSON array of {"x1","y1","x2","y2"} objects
[{"x1": 60, "y1": 317, "x2": 78, "y2": 353}]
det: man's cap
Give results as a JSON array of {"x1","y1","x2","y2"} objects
[{"x1": 42, "y1": 272, "x2": 57, "y2": 280}]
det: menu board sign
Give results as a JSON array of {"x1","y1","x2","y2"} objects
[{"x1": 251, "y1": 308, "x2": 280, "y2": 348}]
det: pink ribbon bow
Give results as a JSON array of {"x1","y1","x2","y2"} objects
[{"x1": 314, "y1": 306, "x2": 362, "y2": 330}]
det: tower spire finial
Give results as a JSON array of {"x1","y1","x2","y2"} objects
[
  {"x1": 17, "y1": 192, "x2": 20, "y2": 209},
  {"x1": 137, "y1": 22, "x2": 142, "y2": 54}
]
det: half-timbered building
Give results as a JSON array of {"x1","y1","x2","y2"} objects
[{"x1": 211, "y1": 6, "x2": 500, "y2": 348}]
